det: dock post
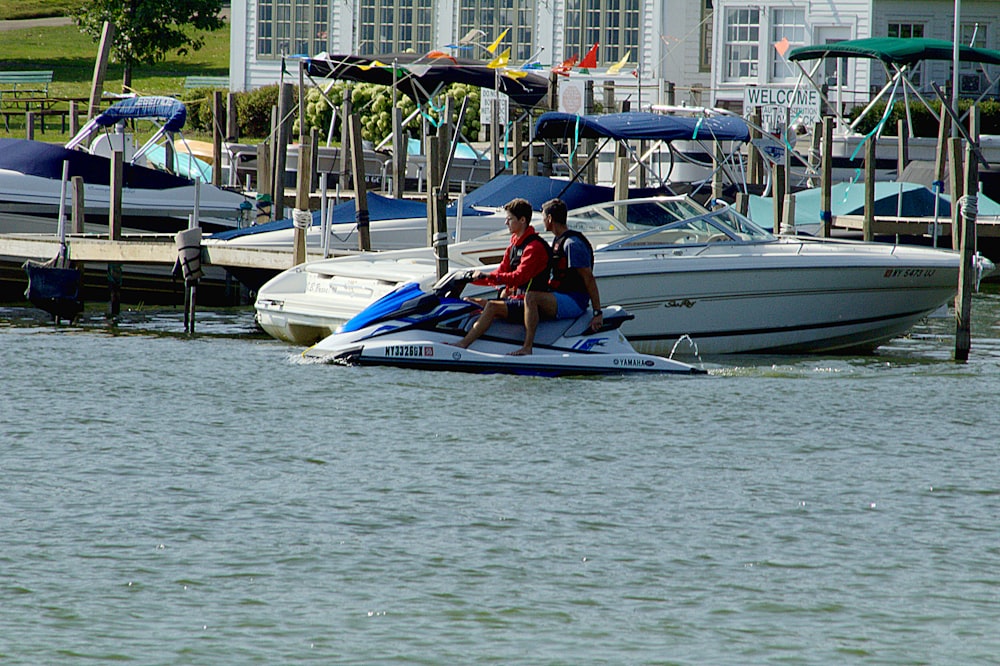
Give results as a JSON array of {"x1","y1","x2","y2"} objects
[
  {"x1": 108, "y1": 150, "x2": 124, "y2": 318},
  {"x1": 948, "y1": 137, "x2": 965, "y2": 249},
  {"x1": 772, "y1": 163, "x2": 785, "y2": 234},
  {"x1": 432, "y1": 185, "x2": 449, "y2": 279},
  {"x1": 348, "y1": 113, "x2": 371, "y2": 251},
  {"x1": 212, "y1": 91, "x2": 223, "y2": 187},
  {"x1": 273, "y1": 82, "x2": 294, "y2": 221},
  {"x1": 68, "y1": 101, "x2": 80, "y2": 137},
  {"x1": 954, "y1": 140, "x2": 978, "y2": 362},
  {"x1": 292, "y1": 133, "x2": 312, "y2": 266},
  {"x1": 391, "y1": 106, "x2": 406, "y2": 198},
  {"x1": 426, "y1": 135, "x2": 440, "y2": 246},
  {"x1": 489, "y1": 98, "x2": 500, "y2": 179},
  {"x1": 863, "y1": 138, "x2": 876, "y2": 242},
  {"x1": 896, "y1": 119, "x2": 909, "y2": 178},
  {"x1": 255, "y1": 143, "x2": 270, "y2": 198},
  {"x1": 70, "y1": 175, "x2": 86, "y2": 276},
  {"x1": 819, "y1": 117, "x2": 833, "y2": 237}
]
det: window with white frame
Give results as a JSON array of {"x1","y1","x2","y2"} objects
[
  {"x1": 459, "y1": 0, "x2": 536, "y2": 63},
  {"x1": 257, "y1": 0, "x2": 330, "y2": 58},
  {"x1": 565, "y1": 0, "x2": 640, "y2": 66},
  {"x1": 357, "y1": 0, "x2": 434, "y2": 55},
  {"x1": 770, "y1": 8, "x2": 805, "y2": 80},
  {"x1": 723, "y1": 7, "x2": 759, "y2": 81},
  {"x1": 887, "y1": 22, "x2": 924, "y2": 39}
]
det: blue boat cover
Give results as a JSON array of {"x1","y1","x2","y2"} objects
[
  {"x1": 94, "y1": 96, "x2": 187, "y2": 133},
  {"x1": 0, "y1": 138, "x2": 195, "y2": 189},
  {"x1": 209, "y1": 191, "x2": 490, "y2": 241},
  {"x1": 461, "y1": 174, "x2": 670, "y2": 210},
  {"x1": 534, "y1": 111, "x2": 751, "y2": 143}
]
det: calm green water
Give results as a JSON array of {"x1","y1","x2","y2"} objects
[{"x1": 2, "y1": 292, "x2": 1000, "y2": 664}]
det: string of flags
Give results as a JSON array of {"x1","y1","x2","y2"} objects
[{"x1": 358, "y1": 31, "x2": 635, "y2": 81}]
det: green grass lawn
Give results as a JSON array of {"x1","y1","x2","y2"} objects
[
  {"x1": 0, "y1": 0, "x2": 83, "y2": 21},
  {"x1": 1, "y1": 6, "x2": 230, "y2": 142}
]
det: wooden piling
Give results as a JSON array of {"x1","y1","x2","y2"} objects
[
  {"x1": 88, "y1": 21, "x2": 114, "y2": 121},
  {"x1": 426, "y1": 135, "x2": 440, "y2": 246},
  {"x1": 948, "y1": 137, "x2": 965, "y2": 249},
  {"x1": 25, "y1": 112, "x2": 35, "y2": 141},
  {"x1": 212, "y1": 91, "x2": 223, "y2": 187},
  {"x1": 109, "y1": 150, "x2": 124, "y2": 318},
  {"x1": 273, "y1": 82, "x2": 294, "y2": 221},
  {"x1": 863, "y1": 139, "x2": 876, "y2": 242},
  {"x1": 71, "y1": 176, "x2": 85, "y2": 234},
  {"x1": 68, "y1": 101, "x2": 80, "y2": 137},
  {"x1": 772, "y1": 163, "x2": 786, "y2": 234},
  {"x1": 392, "y1": 106, "x2": 405, "y2": 198},
  {"x1": 896, "y1": 118, "x2": 908, "y2": 178},
  {"x1": 432, "y1": 185, "x2": 449, "y2": 279},
  {"x1": 255, "y1": 143, "x2": 270, "y2": 200},
  {"x1": 348, "y1": 113, "x2": 371, "y2": 251},
  {"x1": 489, "y1": 98, "x2": 500, "y2": 179},
  {"x1": 819, "y1": 116, "x2": 833, "y2": 237},
  {"x1": 954, "y1": 139, "x2": 978, "y2": 362},
  {"x1": 292, "y1": 134, "x2": 312, "y2": 266},
  {"x1": 226, "y1": 92, "x2": 239, "y2": 142}
]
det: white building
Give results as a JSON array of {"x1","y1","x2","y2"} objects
[
  {"x1": 710, "y1": 0, "x2": 999, "y2": 112},
  {"x1": 228, "y1": 0, "x2": 716, "y2": 106}
]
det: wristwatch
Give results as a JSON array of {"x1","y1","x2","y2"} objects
[{"x1": 593, "y1": 309, "x2": 602, "y2": 316}]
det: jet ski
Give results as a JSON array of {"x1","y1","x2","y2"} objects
[{"x1": 303, "y1": 270, "x2": 707, "y2": 377}]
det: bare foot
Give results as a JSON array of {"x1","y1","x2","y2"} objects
[{"x1": 508, "y1": 348, "x2": 532, "y2": 356}]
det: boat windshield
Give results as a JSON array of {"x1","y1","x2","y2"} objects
[
  {"x1": 599, "y1": 204, "x2": 774, "y2": 251},
  {"x1": 566, "y1": 197, "x2": 709, "y2": 233}
]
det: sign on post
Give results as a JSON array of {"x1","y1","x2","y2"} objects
[
  {"x1": 743, "y1": 85, "x2": 821, "y2": 134},
  {"x1": 480, "y1": 88, "x2": 509, "y2": 126}
]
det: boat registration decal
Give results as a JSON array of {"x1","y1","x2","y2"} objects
[
  {"x1": 884, "y1": 269, "x2": 936, "y2": 278},
  {"x1": 384, "y1": 344, "x2": 434, "y2": 358}
]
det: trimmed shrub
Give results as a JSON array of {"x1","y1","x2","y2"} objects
[{"x1": 848, "y1": 99, "x2": 1000, "y2": 137}]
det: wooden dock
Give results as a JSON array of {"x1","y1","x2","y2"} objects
[{"x1": 0, "y1": 232, "x2": 352, "y2": 270}]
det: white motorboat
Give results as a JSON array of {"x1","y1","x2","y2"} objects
[
  {"x1": 303, "y1": 270, "x2": 707, "y2": 376},
  {"x1": 0, "y1": 97, "x2": 250, "y2": 234},
  {"x1": 257, "y1": 195, "x2": 991, "y2": 355},
  {"x1": 204, "y1": 174, "x2": 671, "y2": 289}
]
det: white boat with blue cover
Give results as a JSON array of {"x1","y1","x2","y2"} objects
[
  {"x1": 303, "y1": 270, "x2": 706, "y2": 376},
  {"x1": 0, "y1": 96, "x2": 248, "y2": 234}
]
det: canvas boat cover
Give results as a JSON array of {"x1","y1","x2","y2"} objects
[
  {"x1": 788, "y1": 37, "x2": 1000, "y2": 67},
  {"x1": 304, "y1": 53, "x2": 549, "y2": 108},
  {"x1": 534, "y1": 111, "x2": 750, "y2": 143},
  {"x1": 93, "y1": 96, "x2": 188, "y2": 133},
  {"x1": 209, "y1": 175, "x2": 671, "y2": 241}
]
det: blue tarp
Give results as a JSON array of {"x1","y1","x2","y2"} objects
[
  {"x1": 461, "y1": 174, "x2": 670, "y2": 211},
  {"x1": 94, "y1": 96, "x2": 187, "y2": 133},
  {"x1": 534, "y1": 111, "x2": 751, "y2": 143},
  {"x1": 209, "y1": 191, "x2": 490, "y2": 241},
  {"x1": 747, "y1": 181, "x2": 1000, "y2": 231}
]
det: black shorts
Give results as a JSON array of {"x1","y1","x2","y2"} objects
[{"x1": 504, "y1": 297, "x2": 525, "y2": 322}]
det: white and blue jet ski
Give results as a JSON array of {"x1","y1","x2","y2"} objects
[{"x1": 303, "y1": 270, "x2": 707, "y2": 377}]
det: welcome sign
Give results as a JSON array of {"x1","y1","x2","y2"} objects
[{"x1": 743, "y1": 85, "x2": 821, "y2": 132}]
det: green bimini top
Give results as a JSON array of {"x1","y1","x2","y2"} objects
[{"x1": 787, "y1": 37, "x2": 1000, "y2": 67}]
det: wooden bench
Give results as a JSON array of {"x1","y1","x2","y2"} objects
[
  {"x1": 0, "y1": 70, "x2": 54, "y2": 102},
  {"x1": 184, "y1": 75, "x2": 229, "y2": 90}
]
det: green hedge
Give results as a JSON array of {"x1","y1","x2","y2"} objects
[
  {"x1": 178, "y1": 82, "x2": 481, "y2": 143},
  {"x1": 847, "y1": 99, "x2": 1000, "y2": 137}
]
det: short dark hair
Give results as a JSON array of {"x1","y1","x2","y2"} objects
[
  {"x1": 503, "y1": 198, "x2": 533, "y2": 223},
  {"x1": 541, "y1": 198, "x2": 567, "y2": 226}
]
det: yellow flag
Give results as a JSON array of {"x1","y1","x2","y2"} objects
[
  {"x1": 358, "y1": 60, "x2": 389, "y2": 71},
  {"x1": 606, "y1": 50, "x2": 631, "y2": 75},
  {"x1": 487, "y1": 28, "x2": 510, "y2": 54},
  {"x1": 503, "y1": 70, "x2": 528, "y2": 80},
  {"x1": 487, "y1": 48, "x2": 510, "y2": 69}
]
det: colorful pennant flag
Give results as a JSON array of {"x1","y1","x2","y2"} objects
[
  {"x1": 578, "y1": 43, "x2": 599, "y2": 72},
  {"x1": 487, "y1": 47, "x2": 510, "y2": 69},
  {"x1": 606, "y1": 50, "x2": 631, "y2": 75},
  {"x1": 552, "y1": 55, "x2": 579, "y2": 77},
  {"x1": 425, "y1": 50, "x2": 458, "y2": 63},
  {"x1": 487, "y1": 28, "x2": 510, "y2": 55}
]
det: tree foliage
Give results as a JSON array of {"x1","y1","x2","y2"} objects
[{"x1": 75, "y1": 0, "x2": 226, "y2": 91}]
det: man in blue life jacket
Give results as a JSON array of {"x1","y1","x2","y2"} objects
[
  {"x1": 453, "y1": 198, "x2": 551, "y2": 349},
  {"x1": 510, "y1": 198, "x2": 603, "y2": 356}
]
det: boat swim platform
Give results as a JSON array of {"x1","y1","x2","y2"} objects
[{"x1": 0, "y1": 232, "x2": 360, "y2": 270}]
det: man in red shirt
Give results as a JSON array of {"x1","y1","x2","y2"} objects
[{"x1": 453, "y1": 198, "x2": 550, "y2": 349}]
